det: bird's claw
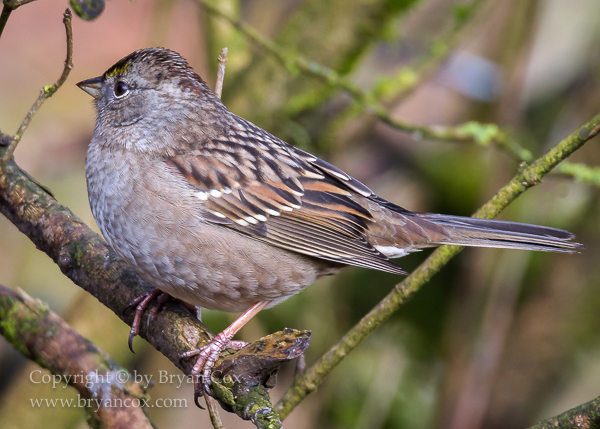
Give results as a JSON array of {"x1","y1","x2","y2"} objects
[{"x1": 182, "y1": 333, "x2": 249, "y2": 404}]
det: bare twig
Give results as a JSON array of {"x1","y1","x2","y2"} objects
[
  {"x1": 3, "y1": 0, "x2": 39, "y2": 9},
  {"x1": 276, "y1": 114, "x2": 600, "y2": 419},
  {"x1": 0, "y1": 5, "x2": 12, "y2": 39},
  {"x1": 0, "y1": 284, "x2": 154, "y2": 428},
  {"x1": 204, "y1": 391, "x2": 225, "y2": 429},
  {"x1": 215, "y1": 47, "x2": 228, "y2": 99},
  {"x1": 0, "y1": 0, "x2": 41, "y2": 40},
  {"x1": 0, "y1": 8, "x2": 73, "y2": 168}
]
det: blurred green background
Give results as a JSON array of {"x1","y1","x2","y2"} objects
[{"x1": 0, "y1": 0, "x2": 599, "y2": 428}]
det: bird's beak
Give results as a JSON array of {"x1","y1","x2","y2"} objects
[{"x1": 77, "y1": 76, "x2": 104, "y2": 99}]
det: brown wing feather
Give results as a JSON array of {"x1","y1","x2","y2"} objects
[{"x1": 163, "y1": 116, "x2": 405, "y2": 274}]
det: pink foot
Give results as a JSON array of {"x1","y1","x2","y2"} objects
[
  {"x1": 182, "y1": 335, "x2": 249, "y2": 406},
  {"x1": 180, "y1": 301, "x2": 269, "y2": 408}
]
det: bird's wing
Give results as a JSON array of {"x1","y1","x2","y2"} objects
[{"x1": 163, "y1": 116, "x2": 405, "y2": 274}]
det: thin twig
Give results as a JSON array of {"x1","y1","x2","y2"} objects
[
  {"x1": 215, "y1": 47, "x2": 228, "y2": 99},
  {"x1": 3, "y1": 0, "x2": 39, "y2": 9},
  {"x1": 276, "y1": 114, "x2": 600, "y2": 419},
  {"x1": 0, "y1": 8, "x2": 73, "y2": 168},
  {"x1": 0, "y1": 5, "x2": 13, "y2": 39},
  {"x1": 204, "y1": 391, "x2": 225, "y2": 429}
]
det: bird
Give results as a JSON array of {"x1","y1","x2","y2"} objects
[{"x1": 77, "y1": 47, "x2": 582, "y2": 402}]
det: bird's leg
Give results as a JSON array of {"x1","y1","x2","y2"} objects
[{"x1": 181, "y1": 301, "x2": 270, "y2": 406}]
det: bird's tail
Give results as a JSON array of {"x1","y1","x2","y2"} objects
[{"x1": 406, "y1": 213, "x2": 583, "y2": 253}]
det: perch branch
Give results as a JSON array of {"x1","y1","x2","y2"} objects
[
  {"x1": 0, "y1": 284, "x2": 154, "y2": 428},
  {"x1": 0, "y1": 8, "x2": 73, "y2": 168},
  {"x1": 276, "y1": 115, "x2": 600, "y2": 418}
]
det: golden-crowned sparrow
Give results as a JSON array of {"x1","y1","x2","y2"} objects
[{"x1": 77, "y1": 48, "x2": 582, "y2": 399}]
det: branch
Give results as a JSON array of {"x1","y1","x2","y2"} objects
[
  {"x1": 204, "y1": 390, "x2": 225, "y2": 429},
  {"x1": 0, "y1": 284, "x2": 154, "y2": 428},
  {"x1": 276, "y1": 115, "x2": 600, "y2": 418},
  {"x1": 0, "y1": 156, "x2": 308, "y2": 428},
  {"x1": 0, "y1": 5, "x2": 12, "y2": 39},
  {"x1": 3, "y1": 0, "x2": 39, "y2": 8},
  {"x1": 0, "y1": 0, "x2": 41, "y2": 39},
  {"x1": 529, "y1": 394, "x2": 600, "y2": 428},
  {"x1": 0, "y1": 8, "x2": 73, "y2": 168}
]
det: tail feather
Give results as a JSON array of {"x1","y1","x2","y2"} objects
[{"x1": 412, "y1": 213, "x2": 583, "y2": 253}]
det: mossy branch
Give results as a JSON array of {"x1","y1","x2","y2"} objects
[
  {"x1": 0, "y1": 284, "x2": 155, "y2": 428},
  {"x1": 275, "y1": 114, "x2": 600, "y2": 418}
]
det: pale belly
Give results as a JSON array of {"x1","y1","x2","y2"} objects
[{"x1": 105, "y1": 219, "x2": 336, "y2": 312}]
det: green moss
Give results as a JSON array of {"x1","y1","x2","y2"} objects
[
  {"x1": 235, "y1": 386, "x2": 281, "y2": 429},
  {"x1": 455, "y1": 121, "x2": 501, "y2": 146},
  {"x1": 68, "y1": 240, "x2": 89, "y2": 265},
  {"x1": 211, "y1": 381, "x2": 235, "y2": 406},
  {"x1": 0, "y1": 297, "x2": 47, "y2": 356}
]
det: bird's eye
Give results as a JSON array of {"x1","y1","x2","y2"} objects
[{"x1": 114, "y1": 81, "x2": 129, "y2": 98}]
